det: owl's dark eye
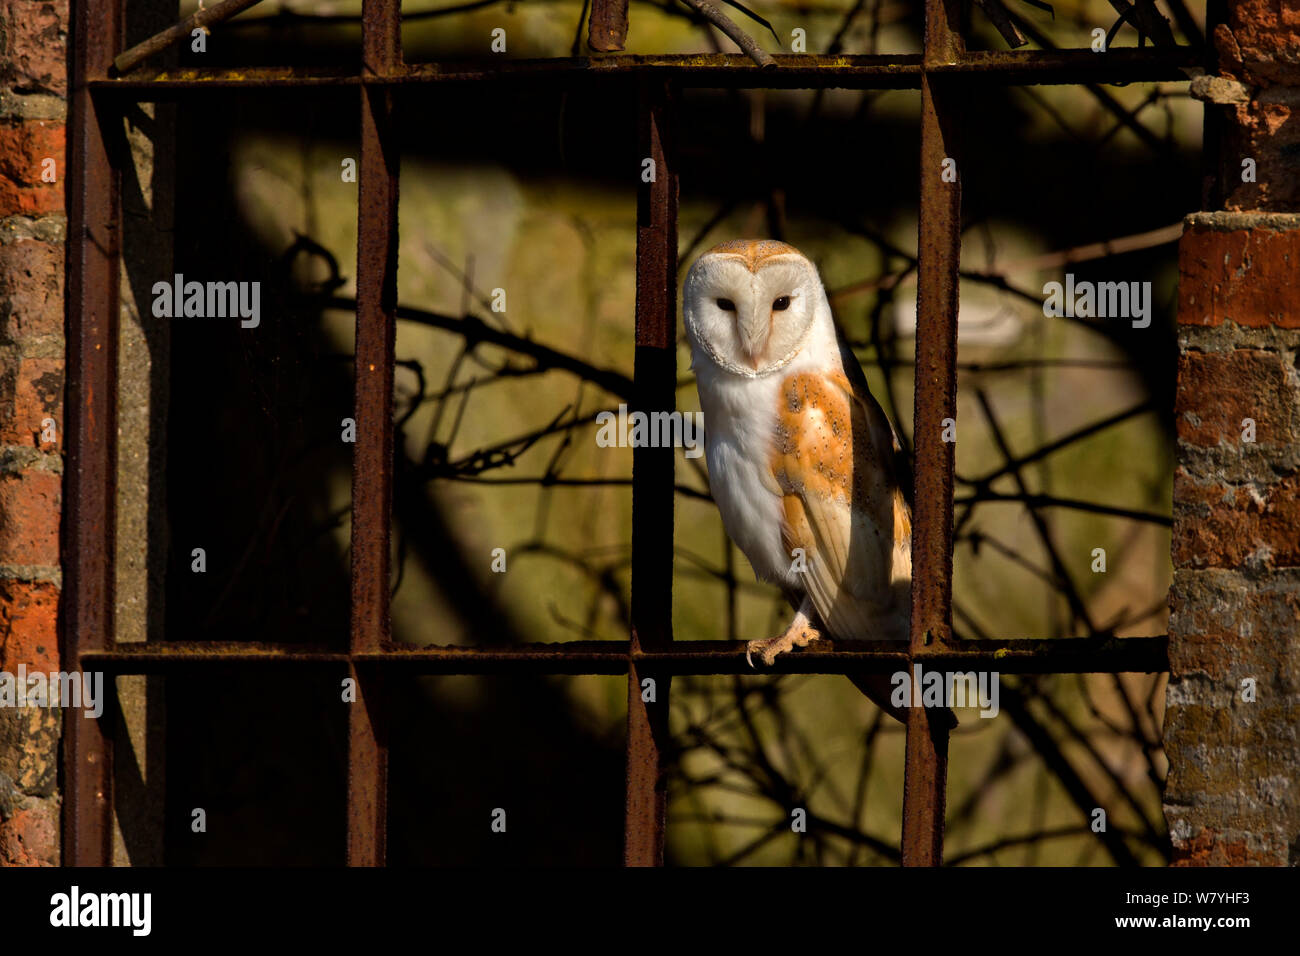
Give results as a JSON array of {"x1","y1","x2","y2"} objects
[
  {"x1": 772, "y1": 296, "x2": 791, "y2": 311},
  {"x1": 716, "y1": 298, "x2": 736, "y2": 312}
]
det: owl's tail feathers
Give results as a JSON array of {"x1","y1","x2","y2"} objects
[{"x1": 847, "y1": 672, "x2": 959, "y2": 729}]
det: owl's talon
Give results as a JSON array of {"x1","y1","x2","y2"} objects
[{"x1": 746, "y1": 623, "x2": 823, "y2": 668}]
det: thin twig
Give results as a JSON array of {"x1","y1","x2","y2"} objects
[
  {"x1": 975, "y1": 0, "x2": 1028, "y2": 48},
  {"x1": 677, "y1": 0, "x2": 777, "y2": 68},
  {"x1": 114, "y1": 0, "x2": 268, "y2": 74}
]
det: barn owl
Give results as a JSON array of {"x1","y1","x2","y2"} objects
[{"x1": 684, "y1": 239, "x2": 913, "y2": 720}]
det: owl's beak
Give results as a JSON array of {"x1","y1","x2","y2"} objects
[{"x1": 736, "y1": 309, "x2": 770, "y2": 369}]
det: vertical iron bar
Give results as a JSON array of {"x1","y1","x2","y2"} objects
[
  {"x1": 902, "y1": 0, "x2": 963, "y2": 868},
  {"x1": 588, "y1": 0, "x2": 630, "y2": 52},
  {"x1": 62, "y1": 0, "x2": 122, "y2": 867},
  {"x1": 348, "y1": 0, "x2": 401, "y2": 867},
  {"x1": 625, "y1": 78, "x2": 677, "y2": 867}
]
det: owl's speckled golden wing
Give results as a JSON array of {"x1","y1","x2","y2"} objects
[{"x1": 770, "y1": 358, "x2": 911, "y2": 642}]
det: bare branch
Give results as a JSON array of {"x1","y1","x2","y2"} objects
[
  {"x1": 975, "y1": 0, "x2": 1028, "y2": 49},
  {"x1": 677, "y1": 0, "x2": 777, "y2": 69},
  {"x1": 114, "y1": 0, "x2": 268, "y2": 74}
]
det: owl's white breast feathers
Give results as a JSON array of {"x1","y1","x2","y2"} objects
[{"x1": 695, "y1": 355, "x2": 795, "y2": 588}]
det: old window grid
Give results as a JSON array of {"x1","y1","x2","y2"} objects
[{"x1": 63, "y1": 0, "x2": 1193, "y2": 866}]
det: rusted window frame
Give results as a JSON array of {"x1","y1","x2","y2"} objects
[{"x1": 63, "y1": 0, "x2": 1191, "y2": 867}]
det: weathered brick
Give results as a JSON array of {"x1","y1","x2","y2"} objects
[
  {"x1": 1173, "y1": 469, "x2": 1300, "y2": 569},
  {"x1": 0, "y1": 0, "x2": 68, "y2": 96},
  {"x1": 1171, "y1": 185, "x2": 1300, "y2": 865},
  {"x1": 0, "y1": 238, "x2": 62, "y2": 342},
  {"x1": 1168, "y1": 823, "x2": 1289, "y2": 866},
  {"x1": 0, "y1": 352, "x2": 60, "y2": 446},
  {"x1": 1168, "y1": 572, "x2": 1300, "y2": 683},
  {"x1": 1, "y1": 0, "x2": 66, "y2": 872},
  {"x1": 1163, "y1": 724, "x2": 1299, "y2": 803},
  {"x1": 0, "y1": 119, "x2": 63, "y2": 217},
  {"x1": 1179, "y1": 221, "x2": 1300, "y2": 328},
  {"x1": 1212, "y1": 8, "x2": 1300, "y2": 211},
  {"x1": 0, "y1": 468, "x2": 59, "y2": 566},
  {"x1": 1216, "y1": 98, "x2": 1300, "y2": 212},
  {"x1": 0, "y1": 578, "x2": 58, "y2": 672},
  {"x1": 0, "y1": 794, "x2": 58, "y2": 866},
  {"x1": 1176, "y1": 349, "x2": 1300, "y2": 448},
  {"x1": 1215, "y1": 5, "x2": 1300, "y2": 86}
]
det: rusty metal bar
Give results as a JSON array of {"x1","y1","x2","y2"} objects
[
  {"x1": 900, "y1": 0, "x2": 965, "y2": 869},
  {"x1": 81, "y1": 636, "x2": 1171, "y2": 675},
  {"x1": 85, "y1": 645, "x2": 352, "y2": 666},
  {"x1": 88, "y1": 47, "x2": 1199, "y2": 94},
  {"x1": 588, "y1": 0, "x2": 630, "y2": 53},
  {"x1": 347, "y1": 0, "x2": 401, "y2": 868},
  {"x1": 361, "y1": 0, "x2": 403, "y2": 77},
  {"x1": 624, "y1": 78, "x2": 678, "y2": 867},
  {"x1": 61, "y1": 0, "x2": 122, "y2": 868}
]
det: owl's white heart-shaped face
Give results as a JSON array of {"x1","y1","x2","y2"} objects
[{"x1": 683, "y1": 240, "x2": 825, "y2": 378}]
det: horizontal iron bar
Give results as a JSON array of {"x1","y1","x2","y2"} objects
[
  {"x1": 930, "y1": 47, "x2": 1199, "y2": 83},
  {"x1": 88, "y1": 49, "x2": 1198, "y2": 95},
  {"x1": 81, "y1": 643, "x2": 351, "y2": 665},
  {"x1": 79, "y1": 636, "x2": 1168, "y2": 675}
]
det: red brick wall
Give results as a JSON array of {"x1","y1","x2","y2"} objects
[
  {"x1": 1210, "y1": 2, "x2": 1300, "y2": 211},
  {"x1": 0, "y1": 0, "x2": 67, "y2": 866},
  {"x1": 1165, "y1": 5, "x2": 1300, "y2": 867},
  {"x1": 1167, "y1": 214, "x2": 1300, "y2": 865}
]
